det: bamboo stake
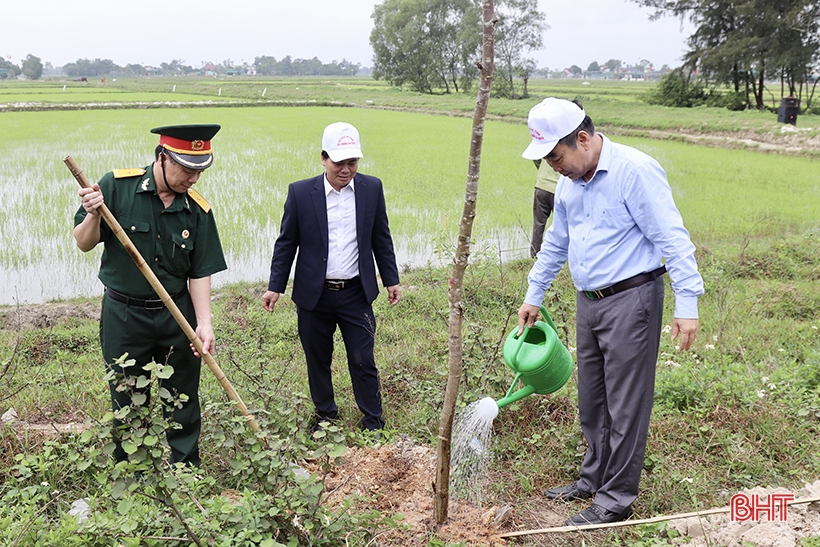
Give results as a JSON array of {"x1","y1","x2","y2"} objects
[
  {"x1": 64, "y1": 155, "x2": 262, "y2": 435},
  {"x1": 498, "y1": 495, "x2": 820, "y2": 538}
]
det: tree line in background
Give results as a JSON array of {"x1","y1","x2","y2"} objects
[
  {"x1": 4, "y1": 0, "x2": 819, "y2": 111},
  {"x1": 369, "y1": 0, "x2": 820, "y2": 111},
  {"x1": 370, "y1": 0, "x2": 546, "y2": 98},
  {"x1": 0, "y1": 54, "x2": 44, "y2": 80},
  {"x1": 0, "y1": 55, "x2": 360, "y2": 80},
  {"x1": 636, "y1": 0, "x2": 820, "y2": 110}
]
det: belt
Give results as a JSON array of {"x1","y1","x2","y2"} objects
[
  {"x1": 105, "y1": 286, "x2": 188, "y2": 310},
  {"x1": 582, "y1": 266, "x2": 667, "y2": 300},
  {"x1": 324, "y1": 277, "x2": 360, "y2": 291}
]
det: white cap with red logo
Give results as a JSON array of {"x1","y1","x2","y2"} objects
[
  {"x1": 522, "y1": 98, "x2": 585, "y2": 160},
  {"x1": 322, "y1": 122, "x2": 364, "y2": 162}
]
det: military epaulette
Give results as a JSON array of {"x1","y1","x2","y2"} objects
[
  {"x1": 186, "y1": 188, "x2": 211, "y2": 213},
  {"x1": 112, "y1": 168, "x2": 147, "y2": 179}
]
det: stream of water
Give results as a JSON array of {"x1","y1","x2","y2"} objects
[{"x1": 450, "y1": 396, "x2": 499, "y2": 505}]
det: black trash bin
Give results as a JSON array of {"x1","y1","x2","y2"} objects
[{"x1": 777, "y1": 97, "x2": 799, "y2": 125}]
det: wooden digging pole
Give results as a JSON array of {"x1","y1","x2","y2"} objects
[
  {"x1": 434, "y1": 0, "x2": 496, "y2": 526},
  {"x1": 64, "y1": 156, "x2": 262, "y2": 436}
]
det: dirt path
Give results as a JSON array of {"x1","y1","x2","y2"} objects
[{"x1": 611, "y1": 125, "x2": 820, "y2": 156}]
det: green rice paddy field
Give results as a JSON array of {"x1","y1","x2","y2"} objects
[{"x1": 1, "y1": 78, "x2": 819, "y2": 305}]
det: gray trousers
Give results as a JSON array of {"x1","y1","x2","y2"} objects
[{"x1": 574, "y1": 277, "x2": 664, "y2": 513}]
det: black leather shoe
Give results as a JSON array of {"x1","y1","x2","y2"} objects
[
  {"x1": 543, "y1": 483, "x2": 594, "y2": 501},
  {"x1": 565, "y1": 503, "x2": 632, "y2": 526}
]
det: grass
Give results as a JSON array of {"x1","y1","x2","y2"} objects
[
  {"x1": 2, "y1": 233, "x2": 820, "y2": 545},
  {"x1": 1, "y1": 76, "x2": 820, "y2": 545}
]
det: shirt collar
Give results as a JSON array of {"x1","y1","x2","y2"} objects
[
  {"x1": 323, "y1": 175, "x2": 356, "y2": 196},
  {"x1": 139, "y1": 162, "x2": 191, "y2": 212},
  {"x1": 571, "y1": 133, "x2": 610, "y2": 185},
  {"x1": 589, "y1": 133, "x2": 611, "y2": 183}
]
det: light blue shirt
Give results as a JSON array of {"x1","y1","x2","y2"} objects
[{"x1": 525, "y1": 134, "x2": 704, "y2": 318}]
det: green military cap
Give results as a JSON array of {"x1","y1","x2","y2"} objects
[{"x1": 151, "y1": 124, "x2": 221, "y2": 170}]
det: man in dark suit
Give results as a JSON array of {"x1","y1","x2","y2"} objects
[{"x1": 262, "y1": 122, "x2": 401, "y2": 432}]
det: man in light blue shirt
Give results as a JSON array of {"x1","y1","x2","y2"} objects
[{"x1": 518, "y1": 98, "x2": 703, "y2": 526}]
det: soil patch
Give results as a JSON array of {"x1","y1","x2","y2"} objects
[
  {"x1": 0, "y1": 301, "x2": 99, "y2": 332},
  {"x1": 313, "y1": 435, "x2": 509, "y2": 546}
]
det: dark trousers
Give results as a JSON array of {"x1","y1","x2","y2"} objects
[
  {"x1": 531, "y1": 188, "x2": 555, "y2": 257},
  {"x1": 574, "y1": 277, "x2": 664, "y2": 513},
  {"x1": 297, "y1": 283, "x2": 384, "y2": 430},
  {"x1": 100, "y1": 292, "x2": 202, "y2": 466}
]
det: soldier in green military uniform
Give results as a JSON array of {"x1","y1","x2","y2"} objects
[{"x1": 74, "y1": 125, "x2": 227, "y2": 466}]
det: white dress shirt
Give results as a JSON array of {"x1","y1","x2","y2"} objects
[{"x1": 324, "y1": 176, "x2": 359, "y2": 280}]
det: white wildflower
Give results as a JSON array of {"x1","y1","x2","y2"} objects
[
  {"x1": 768, "y1": 383, "x2": 776, "y2": 390},
  {"x1": 757, "y1": 390, "x2": 767, "y2": 398},
  {"x1": 712, "y1": 335, "x2": 718, "y2": 342},
  {"x1": 778, "y1": 348, "x2": 785, "y2": 353},
  {"x1": 663, "y1": 325, "x2": 672, "y2": 334},
  {"x1": 704, "y1": 344, "x2": 715, "y2": 350},
  {"x1": 680, "y1": 477, "x2": 693, "y2": 483},
  {"x1": 761, "y1": 376, "x2": 769, "y2": 383},
  {"x1": 41, "y1": 481, "x2": 49, "y2": 487}
]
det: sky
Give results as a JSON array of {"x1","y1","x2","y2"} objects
[{"x1": 4, "y1": 0, "x2": 695, "y2": 72}]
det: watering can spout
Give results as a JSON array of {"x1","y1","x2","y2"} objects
[{"x1": 495, "y1": 373, "x2": 536, "y2": 408}]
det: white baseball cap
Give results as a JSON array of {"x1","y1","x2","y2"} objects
[
  {"x1": 322, "y1": 122, "x2": 364, "y2": 162},
  {"x1": 522, "y1": 98, "x2": 586, "y2": 160}
]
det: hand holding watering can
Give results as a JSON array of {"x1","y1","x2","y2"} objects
[{"x1": 517, "y1": 303, "x2": 546, "y2": 336}]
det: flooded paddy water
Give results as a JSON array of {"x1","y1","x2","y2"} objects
[
  {"x1": 0, "y1": 106, "x2": 536, "y2": 305},
  {"x1": 4, "y1": 102, "x2": 819, "y2": 306}
]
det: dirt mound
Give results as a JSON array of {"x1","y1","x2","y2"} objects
[{"x1": 316, "y1": 436, "x2": 507, "y2": 546}]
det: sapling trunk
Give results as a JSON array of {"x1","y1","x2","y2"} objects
[{"x1": 434, "y1": 0, "x2": 496, "y2": 526}]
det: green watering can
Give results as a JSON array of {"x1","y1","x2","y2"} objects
[{"x1": 496, "y1": 306, "x2": 574, "y2": 408}]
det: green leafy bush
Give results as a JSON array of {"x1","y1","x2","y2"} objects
[
  {"x1": 644, "y1": 68, "x2": 708, "y2": 108},
  {"x1": 1, "y1": 356, "x2": 396, "y2": 547}
]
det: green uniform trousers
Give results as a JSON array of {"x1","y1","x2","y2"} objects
[{"x1": 100, "y1": 291, "x2": 202, "y2": 466}]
